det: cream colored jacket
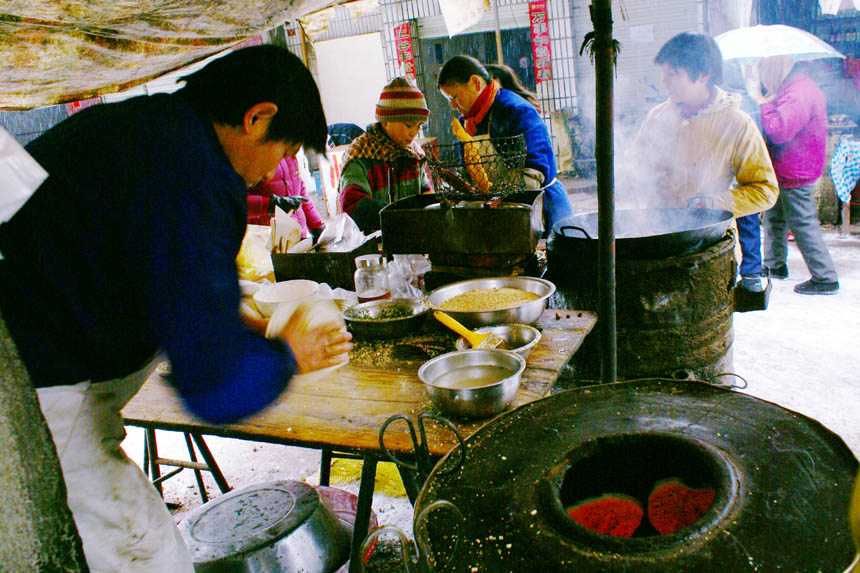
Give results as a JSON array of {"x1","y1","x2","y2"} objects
[{"x1": 621, "y1": 88, "x2": 778, "y2": 217}]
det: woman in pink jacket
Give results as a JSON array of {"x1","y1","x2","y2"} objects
[
  {"x1": 247, "y1": 156, "x2": 326, "y2": 242},
  {"x1": 755, "y1": 55, "x2": 839, "y2": 295}
]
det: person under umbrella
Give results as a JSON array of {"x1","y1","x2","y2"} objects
[{"x1": 746, "y1": 54, "x2": 840, "y2": 295}]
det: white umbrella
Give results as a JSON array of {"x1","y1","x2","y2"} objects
[{"x1": 715, "y1": 24, "x2": 844, "y2": 62}]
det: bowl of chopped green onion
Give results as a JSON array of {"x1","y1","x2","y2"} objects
[{"x1": 342, "y1": 298, "x2": 429, "y2": 339}]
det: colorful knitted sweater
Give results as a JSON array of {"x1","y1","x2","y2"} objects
[{"x1": 338, "y1": 122, "x2": 431, "y2": 232}]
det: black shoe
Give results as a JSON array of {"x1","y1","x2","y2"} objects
[
  {"x1": 763, "y1": 265, "x2": 788, "y2": 280},
  {"x1": 793, "y1": 279, "x2": 839, "y2": 295}
]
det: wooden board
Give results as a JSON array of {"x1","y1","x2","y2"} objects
[{"x1": 123, "y1": 309, "x2": 596, "y2": 457}]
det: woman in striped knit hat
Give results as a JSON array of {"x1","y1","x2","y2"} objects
[{"x1": 338, "y1": 77, "x2": 432, "y2": 232}]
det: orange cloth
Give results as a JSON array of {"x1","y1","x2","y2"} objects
[{"x1": 463, "y1": 81, "x2": 498, "y2": 136}]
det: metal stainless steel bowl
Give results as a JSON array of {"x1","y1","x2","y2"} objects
[
  {"x1": 454, "y1": 324, "x2": 541, "y2": 359},
  {"x1": 178, "y1": 480, "x2": 351, "y2": 572},
  {"x1": 343, "y1": 298, "x2": 429, "y2": 339},
  {"x1": 418, "y1": 349, "x2": 526, "y2": 419},
  {"x1": 425, "y1": 276, "x2": 555, "y2": 328}
]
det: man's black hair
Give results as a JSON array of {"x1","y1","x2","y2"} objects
[
  {"x1": 437, "y1": 55, "x2": 491, "y2": 89},
  {"x1": 655, "y1": 33, "x2": 723, "y2": 87},
  {"x1": 179, "y1": 45, "x2": 328, "y2": 153}
]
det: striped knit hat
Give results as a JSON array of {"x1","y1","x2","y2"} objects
[{"x1": 375, "y1": 77, "x2": 429, "y2": 124}]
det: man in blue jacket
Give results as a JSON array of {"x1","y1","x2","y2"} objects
[{"x1": 0, "y1": 45, "x2": 352, "y2": 571}]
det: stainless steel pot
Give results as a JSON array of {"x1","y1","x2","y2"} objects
[
  {"x1": 425, "y1": 276, "x2": 555, "y2": 329},
  {"x1": 418, "y1": 349, "x2": 525, "y2": 419},
  {"x1": 178, "y1": 480, "x2": 351, "y2": 572}
]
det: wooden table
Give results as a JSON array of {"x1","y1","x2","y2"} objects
[{"x1": 123, "y1": 309, "x2": 596, "y2": 571}]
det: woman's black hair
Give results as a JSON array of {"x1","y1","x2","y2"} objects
[
  {"x1": 654, "y1": 33, "x2": 723, "y2": 87},
  {"x1": 179, "y1": 45, "x2": 328, "y2": 153},
  {"x1": 486, "y1": 63, "x2": 541, "y2": 110},
  {"x1": 437, "y1": 55, "x2": 490, "y2": 89}
]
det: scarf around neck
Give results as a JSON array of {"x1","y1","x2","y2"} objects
[
  {"x1": 463, "y1": 81, "x2": 498, "y2": 136},
  {"x1": 342, "y1": 122, "x2": 425, "y2": 167}
]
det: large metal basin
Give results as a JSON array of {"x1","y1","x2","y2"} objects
[
  {"x1": 178, "y1": 480, "x2": 351, "y2": 572},
  {"x1": 425, "y1": 276, "x2": 555, "y2": 329}
]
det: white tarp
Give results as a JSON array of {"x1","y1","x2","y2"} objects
[
  {"x1": 437, "y1": 0, "x2": 490, "y2": 38},
  {"x1": 0, "y1": 0, "x2": 349, "y2": 110},
  {"x1": 819, "y1": 0, "x2": 860, "y2": 15}
]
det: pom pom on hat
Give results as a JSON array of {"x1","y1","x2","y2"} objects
[{"x1": 376, "y1": 77, "x2": 429, "y2": 124}]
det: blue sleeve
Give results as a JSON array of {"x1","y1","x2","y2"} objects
[
  {"x1": 490, "y1": 91, "x2": 558, "y2": 183},
  {"x1": 134, "y1": 121, "x2": 296, "y2": 424}
]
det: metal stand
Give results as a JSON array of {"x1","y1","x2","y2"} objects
[{"x1": 142, "y1": 429, "x2": 231, "y2": 503}]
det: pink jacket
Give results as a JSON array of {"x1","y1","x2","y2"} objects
[
  {"x1": 760, "y1": 72, "x2": 827, "y2": 188},
  {"x1": 247, "y1": 157, "x2": 324, "y2": 235}
]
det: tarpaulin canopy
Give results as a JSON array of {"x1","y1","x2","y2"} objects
[{"x1": 0, "y1": 0, "x2": 349, "y2": 110}]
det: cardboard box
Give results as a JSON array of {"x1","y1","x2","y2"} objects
[{"x1": 271, "y1": 235, "x2": 379, "y2": 291}]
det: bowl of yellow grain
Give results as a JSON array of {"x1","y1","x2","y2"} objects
[{"x1": 425, "y1": 276, "x2": 555, "y2": 328}]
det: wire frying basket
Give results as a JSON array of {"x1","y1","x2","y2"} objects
[{"x1": 423, "y1": 134, "x2": 527, "y2": 201}]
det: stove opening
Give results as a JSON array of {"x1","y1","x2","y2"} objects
[{"x1": 559, "y1": 434, "x2": 719, "y2": 538}]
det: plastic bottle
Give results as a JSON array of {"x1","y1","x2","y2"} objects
[{"x1": 354, "y1": 254, "x2": 391, "y2": 303}]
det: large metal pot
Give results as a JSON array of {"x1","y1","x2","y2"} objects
[
  {"x1": 178, "y1": 480, "x2": 351, "y2": 572},
  {"x1": 549, "y1": 207, "x2": 734, "y2": 259},
  {"x1": 425, "y1": 276, "x2": 555, "y2": 329}
]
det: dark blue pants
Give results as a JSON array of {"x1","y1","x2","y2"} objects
[{"x1": 736, "y1": 213, "x2": 762, "y2": 278}]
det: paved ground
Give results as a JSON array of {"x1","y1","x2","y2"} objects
[{"x1": 121, "y1": 186, "x2": 860, "y2": 556}]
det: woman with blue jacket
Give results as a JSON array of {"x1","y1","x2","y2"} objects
[{"x1": 437, "y1": 55, "x2": 573, "y2": 231}]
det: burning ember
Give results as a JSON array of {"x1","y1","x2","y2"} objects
[{"x1": 566, "y1": 479, "x2": 716, "y2": 537}]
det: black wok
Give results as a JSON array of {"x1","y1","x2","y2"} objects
[{"x1": 549, "y1": 207, "x2": 734, "y2": 259}]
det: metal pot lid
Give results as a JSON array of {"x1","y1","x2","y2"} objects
[
  {"x1": 178, "y1": 480, "x2": 320, "y2": 562},
  {"x1": 415, "y1": 380, "x2": 859, "y2": 571}
]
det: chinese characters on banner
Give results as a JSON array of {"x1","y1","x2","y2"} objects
[
  {"x1": 529, "y1": 1, "x2": 552, "y2": 83},
  {"x1": 393, "y1": 23, "x2": 416, "y2": 80}
]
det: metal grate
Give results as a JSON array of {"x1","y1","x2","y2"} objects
[{"x1": 423, "y1": 134, "x2": 527, "y2": 201}]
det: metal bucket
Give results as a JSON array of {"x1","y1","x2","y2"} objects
[{"x1": 547, "y1": 233, "x2": 736, "y2": 382}]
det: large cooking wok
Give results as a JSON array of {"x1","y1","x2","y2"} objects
[{"x1": 550, "y1": 207, "x2": 734, "y2": 259}]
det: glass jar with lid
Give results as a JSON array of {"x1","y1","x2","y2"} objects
[{"x1": 354, "y1": 254, "x2": 390, "y2": 303}]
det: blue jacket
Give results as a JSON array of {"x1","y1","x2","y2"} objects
[
  {"x1": 474, "y1": 89, "x2": 573, "y2": 229},
  {"x1": 0, "y1": 93, "x2": 295, "y2": 424}
]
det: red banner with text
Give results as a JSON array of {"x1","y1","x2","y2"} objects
[
  {"x1": 393, "y1": 23, "x2": 416, "y2": 80},
  {"x1": 529, "y1": 1, "x2": 551, "y2": 83}
]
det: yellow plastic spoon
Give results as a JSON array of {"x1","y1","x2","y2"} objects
[{"x1": 433, "y1": 311, "x2": 507, "y2": 350}]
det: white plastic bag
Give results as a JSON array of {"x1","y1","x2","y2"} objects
[
  {"x1": 388, "y1": 254, "x2": 431, "y2": 299},
  {"x1": 0, "y1": 126, "x2": 47, "y2": 223},
  {"x1": 317, "y1": 213, "x2": 374, "y2": 253}
]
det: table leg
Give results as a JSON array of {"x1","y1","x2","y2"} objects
[
  {"x1": 145, "y1": 428, "x2": 163, "y2": 497},
  {"x1": 394, "y1": 464, "x2": 421, "y2": 505},
  {"x1": 349, "y1": 454, "x2": 378, "y2": 573},
  {"x1": 183, "y1": 433, "x2": 208, "y2": 503},
  {"x1": 190, "y1": 434, "x2": 231, "y2": 494},
  {"x1": 320, "y1": 448, "x2": 332, "y2": 486}
]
